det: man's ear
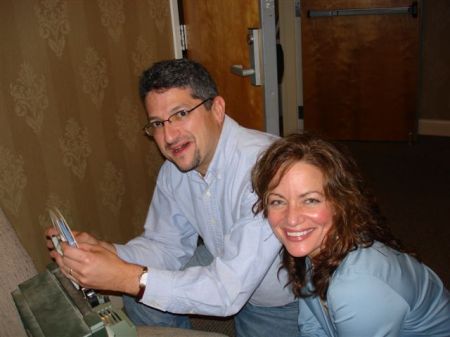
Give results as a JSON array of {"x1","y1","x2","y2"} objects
[{"x1": 211, "y1": 96, "x2": 226, "y2": 123}]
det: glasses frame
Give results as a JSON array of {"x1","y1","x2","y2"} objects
[{"x1": 143, "y1": 98, "x2": 212, "y2": 137}]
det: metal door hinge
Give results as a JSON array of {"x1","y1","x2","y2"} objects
[
  {"x1": 180, "y1": 24, "x2": 188, "y2": 51},
  {"x1": 295, "y1": 0, "x2": 301, "y2": 17},
  {"x1": 298, "y1": 105, "x2": 304, "y2": 119}
]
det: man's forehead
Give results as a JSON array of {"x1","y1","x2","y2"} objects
[
  {"x1": 146, "y1": 87, "x2": 194, "y2": 118},
  {"x1": 147, "y1": 86, "x2": 193, "y2": 98}
]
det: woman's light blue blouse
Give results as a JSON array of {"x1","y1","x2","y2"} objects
[{"x1": 299, "y1": 241, "x2": 450, "y2": 337}]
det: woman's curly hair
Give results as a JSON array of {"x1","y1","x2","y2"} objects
[{"x1": 252, "y1": 133, "x2": 408, "y2": 300}]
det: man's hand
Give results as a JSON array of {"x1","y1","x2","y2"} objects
[
  {"x1": 55, "y1": 241, "x2": 143, "y2": 296},
  {"x1": 45, "y1": 227, "x2": 136, "y2": 294},
  {"x1": 45, "y1": 227, "x2": 116, "y2": 255}
]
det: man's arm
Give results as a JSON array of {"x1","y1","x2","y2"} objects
[
  {"x1": 142, "y1": 219, "x2": 281, "y2": 316},
  {"x1": 116, "y1": 154, "x2": 289, "y2": 316},
  {"x1": 115, "y1": 165, "x2": 199, "y2": 271},
  {"x1": 133, "y1": 180, "x2": 284, "y2": 316}
]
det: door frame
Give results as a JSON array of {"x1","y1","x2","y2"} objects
[
  {"x1": 169, "y1": 0, "x2": 183, "y2": 59},
  {"x1": 278, "y1": 0, "x2": 304, "y2": 136},
  {"x1": 169, "y1": 0, "x2": 281, "y2": 135}
]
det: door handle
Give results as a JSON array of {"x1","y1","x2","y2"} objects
[
  {"x1": 230, "y1": 28, "x2": 262, "y2": 86},
  {"x1": 308, "y1": 1, "x2": 418, "y2": 18},
  {"x1": 231, "y1": 65, "x2": 255, "y2": 77}
]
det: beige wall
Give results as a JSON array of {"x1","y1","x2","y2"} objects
[{"x1": 0, "y1": 0, "x2": 173, "y2": 271}]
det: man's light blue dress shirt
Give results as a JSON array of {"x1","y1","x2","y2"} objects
[
  {"x1": 115, "y1": 116, "x2": 295, "y2": 316},
  {"x1": 299, "y1": 241, "x2": 450, "y2": 336}
]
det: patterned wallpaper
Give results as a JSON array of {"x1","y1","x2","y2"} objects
[{"x1": 0, "y1": 0, "x2": 172, "y2": 271}]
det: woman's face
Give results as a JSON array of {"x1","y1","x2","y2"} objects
[{"x1": 267, "y1": 161, "x2": 334, "y2": 258}]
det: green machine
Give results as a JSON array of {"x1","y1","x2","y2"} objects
[{"x1": 11, "y1": 263, "x2": 137, "y2": 337}]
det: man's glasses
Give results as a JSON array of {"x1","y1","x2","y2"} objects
[{"x1": 143, "y1": 98, "x2": 212, "y2": 137}]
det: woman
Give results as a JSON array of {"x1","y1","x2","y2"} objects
[{"x1": 252, "y1": 133, "x2": 450, "y2": 337}]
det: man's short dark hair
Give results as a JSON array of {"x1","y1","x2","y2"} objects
[{"x1": 139, "y1": 59, "x2": 218, "y2": 108}]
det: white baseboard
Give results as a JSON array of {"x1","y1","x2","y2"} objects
[{"x1": 418, "y1": 119, "x2": 450, "y2": 137}]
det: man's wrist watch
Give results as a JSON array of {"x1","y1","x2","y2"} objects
[{"x1": 136, "y1": 266, "x2": 148, "y2": 301}]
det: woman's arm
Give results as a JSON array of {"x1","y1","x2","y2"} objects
[
  {"x1": 298, "y1": 298, "x2": 328, "y2": 337},
  {"x1": 328, "y1": 275, "x2": 409, "y2": 337}
]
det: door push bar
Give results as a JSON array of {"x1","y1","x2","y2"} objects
[{"x1": 308, "y1": 1, "x2": 418, "y2": 18}]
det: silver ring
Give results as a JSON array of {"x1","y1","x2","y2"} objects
[{"x1": 69, "y1": 268, "x2": 73, "y2": 276}]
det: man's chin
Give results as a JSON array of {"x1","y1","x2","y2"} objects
[
  {"x1": 170, "y1": 159, "x2": 198, "y2": 173},
  {"x1": 176, "y1": 165, "x2": 196, "y2": 173}
]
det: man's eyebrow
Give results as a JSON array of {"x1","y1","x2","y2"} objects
[
  {"x1": 148, "y1": 115, "x2": 162, "y2": 122},
  {"x1": 148, "y1": 104, "x2": 187, "y2": 121}
]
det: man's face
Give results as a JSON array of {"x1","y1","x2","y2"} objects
[{"x1": 145, "y1": 87, "x2": 225, "y2": 175}]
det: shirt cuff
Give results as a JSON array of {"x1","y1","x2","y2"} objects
[{"x1": 139, "y1": 268, "x2": 175, "y2": 311}]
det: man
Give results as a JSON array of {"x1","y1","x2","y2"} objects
[{"x1": 47, "y1": 59, "x2": 298, "y2": 337}]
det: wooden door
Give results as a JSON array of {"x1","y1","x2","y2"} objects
[
  {"x1": 180, "y1": 0, "x2": 265, "y2": 131},
  {"x1": 301, "y1": 0, "x2": 420, "y2": 140}
]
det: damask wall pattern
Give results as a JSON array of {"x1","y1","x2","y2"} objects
[{"x1": 0, "y1": 0, "x2": 172, "y2": 271}]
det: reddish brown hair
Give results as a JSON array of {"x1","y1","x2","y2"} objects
[{"x1": 252, "y1": 133, "x2": 406, "y2": 300}]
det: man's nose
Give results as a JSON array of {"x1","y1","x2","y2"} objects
[{"x1": 162, "y1": 121, "x2": 179, "y2": 143}]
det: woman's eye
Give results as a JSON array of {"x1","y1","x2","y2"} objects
[
  {"x1": 304, "y1": 198, "x2": 320, "y2": 205},
  {"x1": 268, "y1": 199, "x2": 284, "y2": 207}
]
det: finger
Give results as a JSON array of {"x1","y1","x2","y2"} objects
[
  {"x1": 49, "y1": 249, "x2": 62, "y2": 260},
  {"x1": 47, "y1": 235, "x2": 62, "y2": 252},
  {"x1": 45, "y1": 226, "x2": 59, "y2": 238},
  {"x1": 68, "y1": 266, "x2": 76, "y2": 278},
  {"x1": 60, "y1": 241, "x2": 79, "y2": 253},
  {"x1": 77, "y1": 242, "x2": 97, "y2": 252},
  {"x1": 52, "y1": 250, "x2": 66, "y2": 266},
  {"x1": 60, "y1": 244, "x2": 89, "y2": 264},
  {"x1": 62, "y1": 265, "x2": 78, "y2": 282},
  {"x1": 75, "y1": 232, "x2": 98, "y2": 245},
  {"x1": 46, "y1": 238, "x2": 56, "y2": 250}
]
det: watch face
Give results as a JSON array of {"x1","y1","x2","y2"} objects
[
  {"x1": 137, "y1": 268, "x2": 148, "y2": 300},
  {"x1": 139, "y1": 269, "x2": 148, "y2": 287}
]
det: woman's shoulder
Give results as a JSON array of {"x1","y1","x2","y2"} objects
[
  {"x1": 329, "y1": 241, "x2": 428, "y2": 301},
  {"x1": 327, "y1": 244, "x2": 450, "y2": 335},
  {"x1": 336, "y1": 241, "x2": 410, "y2": 274}
]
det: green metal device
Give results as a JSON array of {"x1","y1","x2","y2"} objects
[{"x1": 11, "y1": 263, "x2": 137, "y2": 337}]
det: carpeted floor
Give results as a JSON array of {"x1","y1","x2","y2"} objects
[
  {"x1": 191, "y1": 135, "x2": 450, "y2": 337},
  {"x1": 191, "y1": 315, "x2": 235, "y2": 337}
]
